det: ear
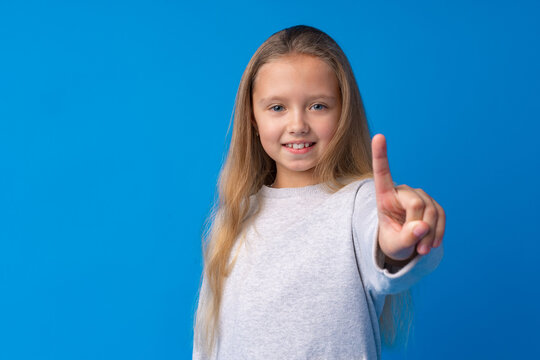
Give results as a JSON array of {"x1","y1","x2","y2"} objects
[{"x1": 251, "y1": 119, "x2": 259, "y2": 135}]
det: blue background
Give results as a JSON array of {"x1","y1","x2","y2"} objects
[{"x1": 1, "y1": 0, "x2": 539, "y2": 359}]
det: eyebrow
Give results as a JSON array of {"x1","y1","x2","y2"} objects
[{"x1": 257, "y1": 95, "x2": 337, "y2": 105}]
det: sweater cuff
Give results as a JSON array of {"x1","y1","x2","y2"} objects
[{"x1": 373, "y1": 226, "x2": 422, "y2": 276}]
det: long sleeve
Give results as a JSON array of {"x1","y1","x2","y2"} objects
[{"x1": 352, "y1": 179, "x2": 444, "y2": 295}]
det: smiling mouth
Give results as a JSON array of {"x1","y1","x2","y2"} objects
[{"x1": 282, "y1": 142, "x2": 316, "y2": 149}]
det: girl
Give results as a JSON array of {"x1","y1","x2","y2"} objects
[{"x1": 193, "y1": 25, "x2": 445, "y2": 359}]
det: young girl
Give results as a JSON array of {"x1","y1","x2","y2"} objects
[{"x1": 193, "y1": 25, "x2": 445, "y2": 359}]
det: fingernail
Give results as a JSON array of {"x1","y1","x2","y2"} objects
[{"x1": 413, "y1": 225, "x2": 429, "y2": 239}]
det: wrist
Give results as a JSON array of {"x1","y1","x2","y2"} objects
[{"x1": 384, "y1": 248, "x2": 418, "y2": 267}]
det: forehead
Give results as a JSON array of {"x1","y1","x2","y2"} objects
[{"x1": 252, "y1": 54, "x2": 339, "y2": 97}]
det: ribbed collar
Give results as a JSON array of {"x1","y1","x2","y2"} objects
[
  {"x1": 259, "y1": 182, "x2": 329, "y2": 199},
  {"x1": 258, "y1": 177, "x2": 364, "y2": 199}
]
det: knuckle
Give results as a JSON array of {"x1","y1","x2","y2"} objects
[{"x1": 410, "y1": 198, "x2": 425, "y2": 210}]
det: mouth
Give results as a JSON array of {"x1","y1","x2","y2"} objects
[{"x1": 282, "y1": 142, "x2": 316, "y2": 150}]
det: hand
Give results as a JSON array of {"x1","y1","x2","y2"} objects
[{"x1": 371, "y1": 134, "x2": 446, "y2": 262}]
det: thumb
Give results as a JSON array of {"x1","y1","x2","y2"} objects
[{"x1": 401, "y1": 220, "x2": 430, "y2": 247}]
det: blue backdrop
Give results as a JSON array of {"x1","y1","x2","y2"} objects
[{"x1": 1, "y1": 0, "x2": 539, "y2": 359}]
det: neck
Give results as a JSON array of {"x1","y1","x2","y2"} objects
[{"x1": 271, "y1": 168, "x2": 319, "y2": 188}]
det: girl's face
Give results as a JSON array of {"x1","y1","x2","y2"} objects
[{"x1": 252, "y1": 53, "x2": 341, "y2": 188}]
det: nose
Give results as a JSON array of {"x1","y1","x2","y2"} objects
[{"x1": 287, "y1": 109, "x2": 309, "y2": 134}]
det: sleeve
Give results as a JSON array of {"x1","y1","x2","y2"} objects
[{"x1": 351, "y1": 178, "x2": 444, "y2": 295}]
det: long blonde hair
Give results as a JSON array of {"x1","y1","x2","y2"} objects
[{"x1": 193, "y1": 24, "x2": 413, "y2": 357}]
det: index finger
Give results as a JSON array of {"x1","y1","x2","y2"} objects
[{"x1": 371, "y1": 133, "x2": 395, "y2": 196}]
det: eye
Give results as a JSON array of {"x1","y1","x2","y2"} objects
[
  {"x1": 311, "y1": 103, "x2": 327, "y2": 111},
  {"x1": 269, "y1": 105, "x2": 284, "y2": 112}
]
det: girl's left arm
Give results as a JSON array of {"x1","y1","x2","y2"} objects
[{"x1": 371, "y1": 134, "x2": 446, "y2": 266}]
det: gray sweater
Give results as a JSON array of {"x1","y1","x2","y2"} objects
[{"x1": 193, "y1": 178, "x2": 444, "y2": 359}]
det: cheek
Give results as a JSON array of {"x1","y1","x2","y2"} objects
[
  {"x1": 257, "y1": 126, "x2": 281, "y2": 155},
  {"x1": 259, "y1": 136, "x2": 280, "y2": 156},
  {"x1": 317, "y1": 121, "x2": 339, "y2": 143},
  {"x1": 258, "y1": 123, "x2": 282, "y2": 143}
]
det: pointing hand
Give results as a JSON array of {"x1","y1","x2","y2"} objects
[{"x1": 371, "y1": 134, "x2": 446, "y2": 263}]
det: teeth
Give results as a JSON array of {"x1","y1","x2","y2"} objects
[{"x1": 286, "y1": 142, "x2": 313, "y2": 149}]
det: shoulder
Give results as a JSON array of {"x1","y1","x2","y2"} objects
[
  {"x1": 316, "y1": 177, "x2": 376, "y2": 214},
  {"x1": 345, "y1": 177, "x2": 377, "y2": 216},
  {"x1": 340, "y1": 177, "x2": 376, "y2": 198}
]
